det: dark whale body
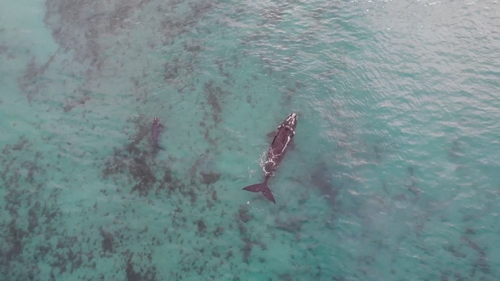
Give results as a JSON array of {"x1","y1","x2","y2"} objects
[
  {"x1": 151, "y1": 116, "x2": 165, "y2": 150},
  {"x1": 243, "y1": 113, "x2": 298, "y2": 203}
]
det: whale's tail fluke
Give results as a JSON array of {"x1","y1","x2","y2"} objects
[{"x1": 242, "y1": 178, "x2": 275, "y2": 203}]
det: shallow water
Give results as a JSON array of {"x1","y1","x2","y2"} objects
[{"x1": 1, "y1": 0, "x2": 500, "y2": 280}]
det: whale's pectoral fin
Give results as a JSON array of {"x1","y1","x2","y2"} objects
[
  {"x1": 266, "y1": 130, "x2": 277, "y2": 139},
  {"x1": 289, "y1": 139, "x2": 296, "y2": 150}
]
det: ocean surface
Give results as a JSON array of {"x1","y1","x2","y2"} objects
[{"x1": 1, "y1": 0, "x2": 500, "y2": 280}]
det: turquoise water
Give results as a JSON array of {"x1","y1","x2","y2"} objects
[{"x1": 1, "y1": 0, "x2": 500, "y2": 280}]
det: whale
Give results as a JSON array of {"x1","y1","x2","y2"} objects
[
  {"x1": 242, "y1": 113, "x2": 298, "y2": 203},
  {"x1": 151, "y1": 116, "x2": 165, "y2": 151}
]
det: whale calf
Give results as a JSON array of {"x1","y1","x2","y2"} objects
[
  {"x1": 243, "y1": 113, "x2": 298, "y2": 203},
  {"x1": 151, "y1": 116, "x2": 165, "y2": 150}
]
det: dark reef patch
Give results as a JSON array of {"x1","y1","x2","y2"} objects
[
  {"x1": 188, "y1": 188, "x2": 197, "y2": 204},
  {"x1": 102, "y1": 115, "x2": 176, "y2": 197},
  {"x1": 2, "y1": 0, "x2": 243, "y2": 278},
  {"x1": 11, "y1": 136, "x2": 30, "y2": 151},
  {"x1": 189, "y1": 153, "x2": 221, "y2": 187},
  {"x1": 461, "y1": 236, "x2": 490, "y2": 275},
  {"x1": 17, "y1": 54, "x2": 56, "y2": 103},
  {"x1": 28, "y1": 201, "x2": 41, "y2": 233},
  {"x1": 282, "y1": 86, "x2": 295, "y2": 105},
  {"x1": 447, "y1": 138, "x2": 463, "y2": 162},
  {"x1": 278, "y1": 273, "x2": 294, "y2": 281},
  {"x1": 62, "y1": 93, "x2": 91, "y2": 113},
  {"x1": 196, "y1": 219, "x2": 207, "y2": 235},
  {"x1": 373, "y1": 144, "x2": 382, "y2": 164},
  {"x1": 241, "y1": 238, "x2": 253, "y2": 264},
  {"x1": 0, "y1": 137, "x2": 102, "y2": 280},
  {"x1": 405, "y1": 166, "x2": 420, "y2": 197},
  {"x1": 163, "y1": 59, "x2": 182, "y2": 83},
  {"x1": 203, "y1": 80, "x2": 231, "y2": 123},
  {"x1": 126, "y1": 253, "x2": 157, "y2": 281},
  {"x1": 200, "y1": 171, "x2": 220, "y2": 185},
  {"x1": 129, "y1": 155, "x2": 157, "y2": 197},
  {"x1": 275, "y1": 216, "x2": 307, "y2": 235},
  {"x1": 310, "y1": 162, "x2": 341, "y2": 211},
  {"x1": 99, "y1": 227, "x2": 114, "y2": 255},
  {"x1": 213, "y1": 226, "x2": 224, "y2": 237},
  {"x1": 155, "y1": 167, "x2": 174, "y2": 195},
  {"x1": 44, "y1": 0, "x2": 215, "y2": 82},
  {"x1": 183, "y1": 39, "x2": 202, "y2": 53},
  {"x1": 4, "y1": 219, "x2": 26, "y2": 260},
  {"x1": 44, "y1": 0, "x2": 149, "y2": 67},
  {"x1": 238, "y1": 205, "x2": 253, "y2": 223},
  {"x1": 233, "y1": 205, "x2": 268, "y2": 264},
  {"x1": 215, "y1": 57, "x2": 234, "y2": 83}
]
